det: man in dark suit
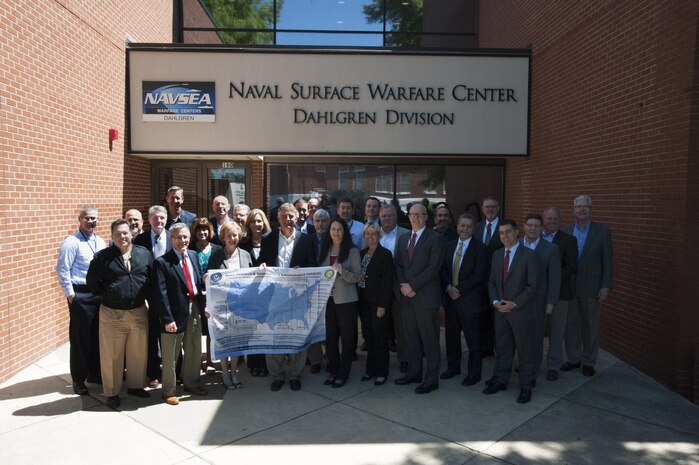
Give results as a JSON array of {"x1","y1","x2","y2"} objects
[
  {"x1": 394, "y1": 203, "x2": 445, "y2": 394},
  {"x1": 260, "y1": 203, "x2": 318, "y2": 392},
  {"x1": 542, "y1": 207, "x2": 578, "y2": 381},
  {"x1": 439, "y1": 213, "x2": 488, "y2": 386},
  {"x1": 561, "y1": 195, "x2": 613, "y2": 377},
  {"x1": 434, "y1": 203, "x2": 458, "y2": 242},
  {"x1": 164, "y1": 186, "x2": 196, "y2": 230},
  {"x1": 484, "y1": 219, "x2": 538, "y2": 404},
  {"x1": 152, "y1": 223, "x2": 207, "y2": 405},
  {"x1": 474, "y1": 196, "x2": 504, "y2": 356},
  {"x1": 133, "y1": 205, "x2": 171, "y2": 388},
  {"x1": 294, "y1": 198, "x2": 316, "y2": 236},
  {"x1": 379, "y1": 204, "x2": 410, "y2": 372},
  {"x1": 521, "y1": 213, "x2": 561, "y2": 384}
]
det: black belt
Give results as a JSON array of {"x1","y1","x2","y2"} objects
[{"x1": 72, "y1": 284, "x2": 91, "y2": 293}]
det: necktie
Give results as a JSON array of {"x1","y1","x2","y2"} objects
[
  {"x1": 452, "y1": 241, "x2": 464, "y2": 286},
  {"x1": 485, "y1": 223, "x2": 492, "y2": 245},
  {"x1": 408, "y1": 232, "x2": 417, "y2": 261},
  {"x1": 503, "y1": 249, "x2": 511, "y2": 283},
  {"x1": 182, "y1": 253, "x2": 195, "y2": 302}
]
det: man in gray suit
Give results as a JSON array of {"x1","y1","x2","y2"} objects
[
  {"x1": 379, "y1": 204, "x2": 410, "y2": 372},
  {"x1": 394, "y1": 203, "x2": 445, "y2": 394},
  {"x1": 561, "y1": 195, "x2": 613, "y2": 376},
  {"x1": 484, "y1": 219, "x2": 538, "y2": 403},
  {"x1": 522, "y1": 214, "x2": 561, "y2": 384}
]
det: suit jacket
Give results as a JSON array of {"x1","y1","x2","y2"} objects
[
  {"x1": 525, "y1": 239, "x2": 561, "y2": 306},
  {"x1": 133, "y1": 229, "x2": 172, "y2": 257},
  {"x1": 439, "y1": 238, "x2": 488, "y2": 313},
  {"x1": 394, "y1": 227, "x2": 445, "y2": 309},
  {"x1": 165, "y1": 209, "x2": 196, "y2": 230},
  {"x1": 208, "y1": 246, "x2": 253, "y2": 270},
  {"x1": 152, "y1": 248, "x2": 204, "y2": 333},
  {"x1": 475, "y1": 218, "x2": 504, "y2": 254},
  {"x1": 488, "y1": 245, "x2": 538, "y2": 321},
  {"x1": 561, "y1": 221, "x2": 613, "y2": 298},
  {"x1": 360, "y1": 244, "x2": 394, "y2": 309},
  {"x1": 239, "y1": 239, "x2": 264, "y2": 267},
  {"x1": 320, "y1": 247, "x2": 360, "y2": 304},
  {"x1": 552, "y1": 229, "x2": 578, "y2": 300},
  {"x1": 260, "y1": 229, "x2": 318, "y2": 269},
  {"x1": 382, "y1": 226, "x2": 409, "y2": 299},
  {"x1": 296, "y1": 222, "x2": 316, "y2": 236}
]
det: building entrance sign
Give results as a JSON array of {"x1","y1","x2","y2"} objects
[{"x1": 128, "y1": 47, "x2": 530, "y2": 156}]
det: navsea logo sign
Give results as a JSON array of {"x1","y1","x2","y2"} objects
[{"x1": 142, "y1": 81, "x2": 215, "y2": 122}]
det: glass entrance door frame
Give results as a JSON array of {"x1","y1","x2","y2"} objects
[{"x1": 151, "y1": 159, "x2": 252, "y2": 219}]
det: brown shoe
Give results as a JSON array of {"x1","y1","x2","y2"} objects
[
  {"x1": 546, "y1": 370, "x2": 559, "y2": 381},
  {"x1": 162, "y1": 394, "x2": 179, "y2": 405},
  {"x1": 184, "y1": 385, "x2": 208, "y2": 396}
]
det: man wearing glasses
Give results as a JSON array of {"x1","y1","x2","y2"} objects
[
  {"x1": 394, "y1": 204, "x2": 445, "y2": 394},
  {"x1": 561, "y1": 195, "x2": 613, "y2": 377}
]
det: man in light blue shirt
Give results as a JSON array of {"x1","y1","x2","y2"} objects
[{"x1": 56, "y1": 205, "x2": 106, "y2": 396}]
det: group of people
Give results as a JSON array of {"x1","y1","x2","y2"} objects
[{"x1": 56, "y1": 184, "x2": 612, "y2": 407}]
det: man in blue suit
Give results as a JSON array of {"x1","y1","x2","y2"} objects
[{"x1": 152, "y1": 223, "x2": 207, "y2": 405}]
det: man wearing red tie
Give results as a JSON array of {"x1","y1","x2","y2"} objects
[
  {"x1": 152, "y1": 223, "x2": 207, "y2": 405},
  {"x1": 484, "y1": 219, "x2": 538, "y2": 404}
]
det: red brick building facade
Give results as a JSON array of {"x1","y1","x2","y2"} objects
[{"x1": 2, "y1": 1, "x2": 698, "y2": 403}]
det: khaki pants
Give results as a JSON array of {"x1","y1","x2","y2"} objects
[
  {"x1": 99, "y1": 304, "x2": 148, "y2": 397},
  {"x1": 160, "y1": 301, "x2": 202, "y2": 397}
]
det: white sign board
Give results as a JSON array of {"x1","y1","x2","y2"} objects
[{"x1": 128, "y1": 48, "x2": 530, "y2": 156}]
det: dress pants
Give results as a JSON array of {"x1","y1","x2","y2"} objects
[
  {"x1": 389, "y1": 297, "x2": 408, "y2": 364},
  {"x1": 99, "y1": 304, "x2": 148, "y2": 397},
  {"x1": 146, "y1": 303, "x2": 162, "y2": 381},
  {"x1": 401, "y1": 298, "x2": 441, "y2": 386},
  {"x1": 325, "y1": 297, "x2": 358, "y2": 379},
  {"x1": 565, "y1": 297, "x2": 600, "y2": 367},
  {"x1": 492, "y1": 311, "x2": 535, "y2": 388},
  {"x1": 68, "y1": 289, "x2": 101, "y2": 384},
  {"x1": 358, "y1": 290, "x2": 389, "y2": 378},
  {"x1": 266, "y1": 350, "x2": 307, "y2": 381},
  {"x1": 160, "y1": 300, "x2": 202, "y2": 397},
  {"x1": 546, "y1": 300, "x2": 568, "y2": 371},
  {"x1": 444, "y1": 300, "x2": 484, "y2": 378}
]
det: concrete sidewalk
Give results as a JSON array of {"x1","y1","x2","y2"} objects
[{"x1": 1, "y1": 340, "x2": 698, "y2": 465}]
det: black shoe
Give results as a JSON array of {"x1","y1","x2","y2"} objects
[
  {"x1": 127, "y1": 388, "x2": 150, "y2": 398},
  {"x1": 560, "y1": 362, "x2": 581, "y2": 372},
  {"x1": 324, "y1": 376, "x2": 337, "y2": 386},
  {"x1": 310, "y1": 364, "x2": 321, "y2": 374},
  {"x1": 289, "y1": 379, "x2": 302, "y2": 391},
  {"x1": 72, "y1": 382, "x2": 88, "y2": 396},
  {"x1": 374, "y1": 377, "x2": 387, "y2": 386},
  {"x1": 105, "y1": 395, "x2": 120, "y2": 408},
  {"x1": 461, "y1": 375, "x2": 481, "y2": 386},
  {"x1": 415, "y1": 383, "x2": 439, "y2": 394},
  {"x1": 582, "y1": 365, "x2": 596, "y2": 376},
  {"x1": 360, "y1": 341, "x2": 368, "y2": 351},
  {"x1": 399, "y1": 362, "x2": 408, "y2": 373},
  {"x1": 270, "y1": 379, "x2": 285, "y2": 391},
  {"x1": 394, "y1": 376, "x2": 421, "y2": 385},
  {"x1": 440, "y1": 368, "x2": 461, "y2": 380},
  {"x1": 331, "y1": 378, "x2": 346, "y2": 389},
  {"x1": 517, "y1": 388, "x2": 532, "y2": 404},
  {"x1": 483, "y1": 382, "x2": 507, "y2": 395},
  {"x1": 484, "y1": 376, "x2": 498, "y2": 388},
  {"x1": 361, "y1": 375, "x2": 374, "y2": 382}
]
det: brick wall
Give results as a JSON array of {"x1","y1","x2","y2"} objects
[
  {"x1": 0, "y1": 1, "x2": 172, "y2": 382},
  {"x1": 479, "y1": 0, "x2": 699, "y2": 400}
]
